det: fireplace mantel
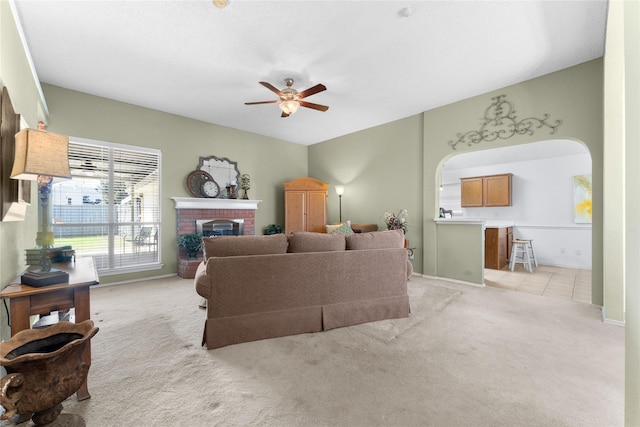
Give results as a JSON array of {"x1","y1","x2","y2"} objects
[{"x1": 171, "y1": 197, "x2": 262, "y2": 210}]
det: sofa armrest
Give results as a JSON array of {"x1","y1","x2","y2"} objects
[{"x1": 194, "y1": 261, "x2": 209, "y2": 299}]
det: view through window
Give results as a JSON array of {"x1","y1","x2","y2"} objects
[{"x1": 51, "y1": 138, "x2": 161, "y2": 274}]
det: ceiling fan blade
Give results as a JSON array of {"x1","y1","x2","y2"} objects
[
  {"x1": 259, "y1": 81, "x2": 283, "y2": 96},
  {"x1": 281, "y1": 111, "x2": 290, "y2": 118},
  {"x1": 297, "y1": 84, "x2": 326, "y2": 99},
  {"x1": 245, "y1": 100, "x2": 278, "y2": 105},
  {"x1": 300, "y1": 101, "x2": 329, "y2": 112}
]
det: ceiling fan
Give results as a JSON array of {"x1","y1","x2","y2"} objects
[{"x1": 245, "y1": 78, "x2": 329, "y2": 118}]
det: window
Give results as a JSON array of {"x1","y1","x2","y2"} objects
[{"x1": 51, "y1": 138, "x2": 161, "y2": 275}]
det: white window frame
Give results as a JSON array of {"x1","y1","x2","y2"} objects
[{"x1": 52, "y1": 137, "x2": 162, "y2": 276}]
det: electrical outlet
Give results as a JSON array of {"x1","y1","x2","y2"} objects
[{"x1": 560, "y1": 248, "x2": 565, "y2": 254}]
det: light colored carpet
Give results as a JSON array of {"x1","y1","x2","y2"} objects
[{"x1": 1, "y1": 275, "x2": 624, "y2": 427}]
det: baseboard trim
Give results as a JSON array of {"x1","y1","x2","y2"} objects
[
  {"x1": 603, "y1": 318, "x2": 625, "y2": 327},
  {"x1": 601, "y1": 307, "x2": 626, "y2": 326},
  {"x1": 94, "y1": 273, "x2": 178, "y2": 288},
  {"x1": 420, "y1": 274, "x2": 485, "y2": 288}
]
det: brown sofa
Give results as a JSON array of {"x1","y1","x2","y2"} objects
[{"x1": 194, "y1": 229, "x2": 411, "y2": 349}]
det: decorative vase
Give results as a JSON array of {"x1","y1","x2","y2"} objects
[{"x1": 0, "y1": 320, "x2": 99, "y2": 426}]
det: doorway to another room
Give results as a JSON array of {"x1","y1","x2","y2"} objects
[{"x1": 439, "y1": 139, "x2": 593, "y2": 304}]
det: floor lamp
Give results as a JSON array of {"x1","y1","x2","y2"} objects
[
  {"x1": 335, "y1": 185, "x2": 345, "y2": 223},
  {"x1": 11, "y1": 122, "x2": 71, "y2": 286}
]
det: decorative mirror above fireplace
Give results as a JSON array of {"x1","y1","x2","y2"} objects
[{"x1": 198, "y1": 156, "x2": 240, "y2": 195}]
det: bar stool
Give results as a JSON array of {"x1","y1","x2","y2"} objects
[
  {"x1": 517, "y1": 238, "x2": 538, "y2": 268},
  {"x1": 510, "y1": 240, "x2": 533, "y2": 273}
]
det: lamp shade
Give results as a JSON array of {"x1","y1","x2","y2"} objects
[
  {"x1": 10, "y1": 128, "x2": 71, "y2": 181},
  {"x1": 335, "y1": 185, "x2": 345, "y2": 196}
]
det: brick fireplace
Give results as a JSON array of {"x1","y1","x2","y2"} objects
[{"x1": 171, "y1": 197, "x2": 261, "y2": 278}]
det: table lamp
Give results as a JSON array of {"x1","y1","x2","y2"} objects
[{"x1": 11, "y1": 121, "x2": 72, "y2": 286}]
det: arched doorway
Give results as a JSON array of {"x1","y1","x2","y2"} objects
[{"x1": 438, "y1": 139, "x2": 593, "y2": 303}]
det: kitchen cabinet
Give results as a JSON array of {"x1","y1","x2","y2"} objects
[
  {"x1": 461, "y1": 173, "x2": 512, "y2": 207},
  {"x1": 284, "y1": 177, "x2": 328, "y2": 235},
  {"x1": 485, "y1": 226, "x2": 513, "y2": 270}
]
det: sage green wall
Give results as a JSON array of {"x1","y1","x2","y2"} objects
[
  {"x1": 435, "y1": 222, "x2": 484, "y2": 283},
  {"x1": 309, "y1": 61, "x2": 604, "y2": 294},
  {"x1": 308, "y1": 114, "x2": 424, "y2": 273},
  {"x1": 423, "y1": 59, "x2": 604, "y2": 304},
  {"x1": 0, "y1": 0, "x2": 42, "y2": 340},
  {"x1": 41, "y1": 84, "x2": 308, "y2": 284}
]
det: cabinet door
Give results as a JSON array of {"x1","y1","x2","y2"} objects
[
  {"x1": 506, "y1": 227, "x2": 513, "y2": 261},
  {"x1": 461, "y1": 178, "x2": 484, "y2": 207},
  {"x1": 485, "y1": 227, "x2": 508, "y2": 269},
  {"x1": 484, "y1": 228, "x2": 497, "y2": 269},
  {"x1": 285, "y1": 191, "x2": 305, "y2": 234},
  {"x1": 484, "y1": 174, "x2": 511, "y2": 206},
  {"x1": 496, "y1": 227, "x2": 507, "y2": 269},
  {"x1": 306, "y1": 191, "x2": 328, "y2": 233}
]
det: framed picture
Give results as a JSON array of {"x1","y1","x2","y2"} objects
[
  {"x1": 573, "y1": 174, "x2": 592, "y2": 224},
  {"x1": 1, "y1": 86, "x2": 31, "y2": 221}
]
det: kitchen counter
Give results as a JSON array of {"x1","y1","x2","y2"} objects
[
  {"x1": 435, "y1": 218, "x2": 515, "y2": 228},
  {"x1": 484, "y1": 220, "x2": 515, "y2": 228}
]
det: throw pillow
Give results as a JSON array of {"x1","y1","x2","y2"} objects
[
  {"x1": 330, "y1": 222, "x2": 354, "y2": 236},
  {"x1": 325, "y1": 223, "x2": 343, "y2": 233}
]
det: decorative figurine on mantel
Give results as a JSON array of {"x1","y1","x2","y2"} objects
[
  {"x1": 240, "y1": 174, "x2": 251, "y2": 199},
  {"x1": 226, "y1": 183, "x2": 237, "y2": 199}
]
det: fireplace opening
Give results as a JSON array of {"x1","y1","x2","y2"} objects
[{"x1": 196, "y1": 219, "x2": 244, "y2": 237}]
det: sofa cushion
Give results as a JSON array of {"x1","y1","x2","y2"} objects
[
  {"x1": 330, "y1": 222, "x2": 354, "y2": 236},
  {"x1": 287, "y1": 232, "x2": 346, "y2": 253},
  {"x1": 203, "y1": 234, "x2": 288, "y2": 259},
  {"x1": 346, "y1": 228, "x2": 404, "y2": 250}
]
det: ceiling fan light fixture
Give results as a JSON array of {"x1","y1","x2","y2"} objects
[{"x1": 280, "y1": 100, "x2": 300, "y2": 115}]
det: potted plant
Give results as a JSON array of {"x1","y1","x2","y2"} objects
[
  {"x1": 384, "y1": 209, "x2": 409, "y2": 248},
  {"x1": 264, "y1": 224, "x2": 283, "y2": 235},
  {"x1": 384, "y1": 209, "x2": 408, "y2": 235},
  {"x1": 178, "y1": 233, "x2": 203, "y2": 258}
]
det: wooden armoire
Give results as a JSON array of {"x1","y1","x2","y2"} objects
[{"x1": 283, "y1": 178, "x2": 329, "y2": 235}]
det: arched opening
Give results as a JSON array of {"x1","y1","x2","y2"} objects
[{"x1": 438, "y1": 139, "x2": 593, "y2": 303}]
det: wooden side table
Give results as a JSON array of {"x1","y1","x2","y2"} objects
[{"x1": 1, "y1": 257, "x2": 99, "y2": 401}]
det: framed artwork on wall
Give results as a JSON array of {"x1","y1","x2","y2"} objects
[
  {"x1": 1, "y1": 86, "x2": 31, "y2": 222},
  {"x1": 573, "y1": 174, "x2": 592, "y2": 224}
]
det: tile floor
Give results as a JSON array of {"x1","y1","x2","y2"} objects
[{"x1": 484, "y1": 264, "x2": 592, "y2": 304}]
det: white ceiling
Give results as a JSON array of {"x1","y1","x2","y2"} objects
[{"x1": 13, "y1": 0, "x2": 608, "y2": 146}]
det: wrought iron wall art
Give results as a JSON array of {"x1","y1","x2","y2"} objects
[{"x1": 447, "y1": 95, "x2": 563, "y2": 150}]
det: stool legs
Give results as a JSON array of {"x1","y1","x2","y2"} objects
[
  {"x1": 527, "y1": 240, "x2": 538, "y2": 267},
  {"x1": 510, "y1": 240, "x2": 533, "y2": 273},
  {"x1": 509, "y1": 244, "x2": 517, "y2": 271},
  {"x1": 523, "y1": 245, "x2": 533, "y2": 273}
]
